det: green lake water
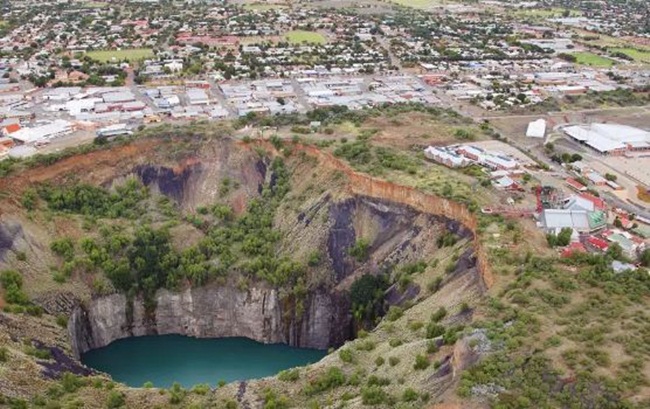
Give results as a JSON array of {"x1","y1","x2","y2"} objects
[{"x1": 80, "y1": 335, "x2": 326, "y2": 388}]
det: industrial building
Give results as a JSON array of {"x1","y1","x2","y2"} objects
[
  {"x1": 563, "y1": 123, "x2": 650, "y2": 155},
  {"x1": 10, "y1": 120, "x2": 74, "y2": 144},
  {"x1": 187, "y1": 89, "x2": 210, "y2": 105}
]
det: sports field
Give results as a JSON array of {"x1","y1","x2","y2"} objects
[
  {"x1": 86, "y1": 48, "x2": 154, "y2": 63},
  {"x1": 284, "y1": 31, "x2": 326, "y2": 45},
  {"x1": 572, "y1": 52, "x2": 615, "y2": 68}
]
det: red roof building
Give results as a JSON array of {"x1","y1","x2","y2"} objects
[
  {"x1": 585, "y1": 236, "x2": 609, "y2": 252},
  {"x1": 579, "y1": 192, "x2": 606, "y2": 211},
  {"x1": 3, "y1": 123, "x2": 21, "y2": 134},
  {"x1": 566, "y1": 178, "x2": 587, "y2": 192}
]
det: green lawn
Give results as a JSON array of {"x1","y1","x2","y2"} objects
[
  {"x1": 284, "y1": 30, "x2": 326, "y2": 45},
  {"x1": 515, "y1": 7, "x2": 582, "y2": 18},
  {"x1": 390, "y1": 0, "x2": 440, "y2": 8},
  {"x1": 609, "y1": 47, "x2": 650, "y2": 64},
  {"x1": 571, "y1": 52, "x2": 615, "y2": 68},
  {"x1": 86, "y1": 48, "x2": 154, "y2": 63},
  {"x1": 80, "y1": 1, "x2": 108, "y2": 8},
  {"x1": 242, "y1": 3, "x2": 288, "y2": 10}
]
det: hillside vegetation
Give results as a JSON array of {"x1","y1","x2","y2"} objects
[{"x1": 0, "y1": 106, "x2": 648, "y2": 409}]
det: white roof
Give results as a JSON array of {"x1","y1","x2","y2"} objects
[
  {"x1": 102, "y1": 91, "x2": 136, "y2": 103},
  {"x1": 187, "y1": 88, "x2": 208, "y2": 100},
  {"x1": 526, "y1": 119, "x2": 546, "y2": 138},
  {"x1": 564, "y1": 123, "x2": 650, "y2": 153},
  {"x1": 10, "y1": 120, "x2": 73, "y2": 143},
  {"x1": 541, "y1": 209, "x2": 590, "y2": 231},
  {"x1": 424, "y1": 146, "x2": 467, "y2": 166},
  {"x1": 563, "y1": 195, "x2": 594, "y2": 212}
]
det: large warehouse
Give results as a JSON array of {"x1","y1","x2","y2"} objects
[{"x1": 563, "y1": 123, "x2": 650, "y2": 155}]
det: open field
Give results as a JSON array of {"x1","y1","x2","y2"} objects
[
  {"x1": 240, "y1": 35, "x2": 282, "y2": 45},
  {"x1": 86, "y1": 48, "x2": 154, "y2": 63},
  {"x1": 80, "y1": 1, "x2": 108, "y2": 8},
  {"x1": 514, "y1": 7, "x2": 581, "y2": 18},
  {"x1": 389, "y1": 0, "x2": 442, "y2": 9},
  {"x1": 242, "y1": 3, "x2": 288, "y2": 10},
  {"x1": 284, "y1": 30, "x2": 326, "y2": 45},
  {"x1": 572, "y1": 51, "x2": 615, "y2": 68},
  {"x1": 610, "y1": 47, "x2": 650, "y2": 64}
]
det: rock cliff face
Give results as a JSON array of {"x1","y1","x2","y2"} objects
[{"x1": 69, "y1": 284, "x2": 350, "y2": 358}]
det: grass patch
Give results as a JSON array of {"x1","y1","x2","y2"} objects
[
  {"x1": 390, "y1": 0, "x2": 440, "y2": 9},
  {"x1": 80, "y1": 1, "x2": 108, "y2": 8},
  {"x1": 571, "y1": 52, "x2": 615, "y2": 68},
  {"x1": 284, "y1": 30, "x2": 326, "y2": 45},
  {"x1": 243, "y1": 3, "x2": 288, "y2": 10},
  {"x1": 86, "y1": 48, "x2": 154, "y2": 63},
  {"x1": 610, "y1": 47, "x2": 650, "y2": 64},
  {"x1": 515, "y1": 7, "x2": 582, "y2": 18}
]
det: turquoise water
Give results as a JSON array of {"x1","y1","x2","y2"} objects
[{"x1": 81, "y1": 335, "x2": 326, "y2": 388}]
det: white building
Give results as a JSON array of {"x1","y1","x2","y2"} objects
[
  {"x1": 526, "y1": 119, "x2": 546, "y2": 139},
  {"x1": 10, "y1": 120, "x2": 74, "y2": 144},
  {"x1": 424, "y1": 146, "x2": 470, "y2": 168},
  {"x1": 187, "y1": 89, "x2": 209, "y2": 105},
  {"x1": 563, "y1": 123, "x2": 650, "y2": 155}
]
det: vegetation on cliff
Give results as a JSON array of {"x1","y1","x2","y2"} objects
[{"x1": 0, "y1": 105, "x2": 649, "y2": 409}]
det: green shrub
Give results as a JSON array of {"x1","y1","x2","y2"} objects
[
  {"x1": 367, "y1": 375, "x2": 390, "y2": 386},
  {"x1": 263, "y1": 388, "x2": 289, "y2": 409},
  {"x1": 106, "y1": 391, "x2": 125, "y2": 408},
  {"x1": 0, "y1": 347, "x2": 8, "y2": 362},
  {"x1": 143, "y1": 381, "x2": 154, "y2": 388},
  {"x1": 191, "y1": 384, "x2": 210, "y2": 395},
  {"x1": 303, "y1": 367, "x2": 346, "y2": 396},
  {"x1": 0, "y1": 270, "x2": 29, "y2": 306},
  {"x1": 168, "y1": 382, "x2": 186, "y2": 404},
  {"x1": 356, "y1": 340, "x2": 376, "y2": 351},
  {"x1": 348, "y1": 238, "x2": 371, "y2": 262},
  {"x1": 277, "y1": 368, "x2": 300, "y2": 382},
  {"x1": 21, "y1": 189, "x2": 37, "y2": 210},
  {"x1": 426, "y1": 322, "x2": 445, "y2": 339},
  {"x1": 50, "y1": 238, "x2": 75, "y2": 261},
  {"x1": 436, "y1": 232, "x2": 458, "y2": 248},
  {"x1": 339, "y1": 348, "x2": 355, "y2": 363},
  {"x1": 388, "y1": 356, "x2": 400, "y2": 367},
  {"x1": 361, "y1": 386, "x2": 392, "y2": 406},
  {"x1": 427, "y1": 340, "x2": 439, "y2": 354},
  {"x1": 402, "y1": 388, "x2": 419, "y2": 402},
  {"x1": 24, "y1": 345, "x2": 51, "y2": 360},
  {"x1": 386, "y1": 306, "x2": 403, "y2": 322},
  {"x1": 389, "y1": 338, "x2": 403, "y2": 348},
  {"x1": 427, "y1": 277, "x2": 443, "y2": 293},
  {"x1": 408, "y1": 321, "x2": 424, "y2": 331},
  {"x1": 414, "y1": 354, "x2": 429, "y2": 370},
  {"x1": 307, "y1": 251, "x2": 321, "y2": 267},
  {"x1": 375, "y1": 356, "x2": 385, "y2": 367},
  {"x1": 61, "y1": 372, "x2": 85, "y2": 393},
  {"x1": 56, "y1": 315, "x2": 68, "y2": 328},
  {"x1": 430, "y1": 307, "x2": 447, "y2": 323}
]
